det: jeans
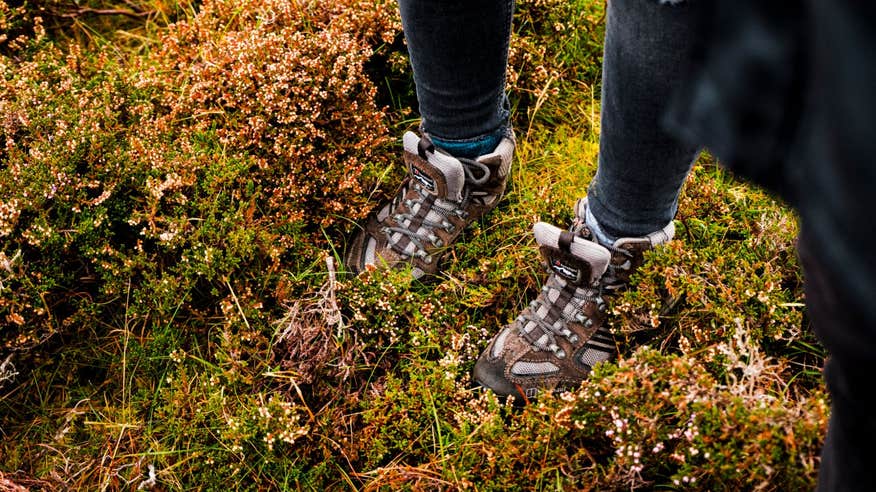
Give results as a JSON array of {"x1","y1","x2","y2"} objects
[
  {"x1": 398, "y1": 0, "x2": 701, "y2": 237},
  {"x1": 398, "y1": 0, "x2": 514, "y2": 146}
]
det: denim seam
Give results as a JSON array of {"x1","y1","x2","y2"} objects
[{"x1": 496, "y1": 0, "x2": 515, "y2": 138}]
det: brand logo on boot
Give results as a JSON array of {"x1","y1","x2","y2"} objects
[
  {"x1": 551, "y1": 258, "x2": 582, "y2": 283},
  {"x1": 411, "y1": 165, "x2": 436, "y2": 193}
]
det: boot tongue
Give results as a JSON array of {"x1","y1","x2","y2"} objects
[
  {"x1": 475, "y1": 137, "x2": 514, "y2": 183},
  {"x1": 533, "y1": 222, "x2": 611, "y2": 285},
  {"x1": 403, "y1": 131, "x2": 465, "y2": 202}
]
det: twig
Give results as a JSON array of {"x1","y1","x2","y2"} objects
[
  {"x1": 225, "y1": 279, "x2": 252, "y2": 331},
  {"x1": 0, "y1": 354, "x2": 17, "y2": 388},
  {"x1": 136, "y1": 464, "x2": 156, "y2": 490}
]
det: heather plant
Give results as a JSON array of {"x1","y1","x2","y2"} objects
[
  {"x1": 1, "y1": 0, "x2": 403, "y2": 484},
  {"x1": 612, "y1": 160, "x2": 819, "y2": 387},
  {"x1": 559, "y1": 346, "x2": 827, "y2": 489},
  {"x1": 0, "y1": 0, "x2": 830, "y2": 490},
  {"x1": 0, "y1": 28, "x2": 136, "y2": 352},
  {"x1": 0, "y1": 0, "x2": 400, "y2": 347},
  {"x1": 333, "y1": 126, "x2": 826, "y2": 490}
]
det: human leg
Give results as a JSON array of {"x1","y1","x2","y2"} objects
[
  {"x1": 347, "y1": 0, "x2": 516, "y2": 279},
  {"x1": 474, "y1": 0, "x2": 704, "y2": 399},
  {"x1": 398, "y1": 0, "x2": 515, "y2": 154},
  {"x1": 586, "y1": 0, "x2": 702, "y2": 242}
]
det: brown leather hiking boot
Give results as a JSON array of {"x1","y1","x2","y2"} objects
[
  {"x1": 473, "y1": 200, "x2": 674, "y2": 401},
  {"x1": 347, "y1": 131, "x2": 514, "y2": 280}
]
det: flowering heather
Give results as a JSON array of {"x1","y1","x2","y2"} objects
[
  {"x1": 138, "y1": 0, "x2": 401, "y2": 230},
  {"x1": 0, "y1": 0, "x2": 828, "y2": 490},
  {"x1": 0, "y1": 0, "x2": 401, "y2": 352}
]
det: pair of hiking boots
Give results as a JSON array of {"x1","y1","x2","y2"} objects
[{"x1": 347, "y1": 131, "x2": 673, "y2": 401}]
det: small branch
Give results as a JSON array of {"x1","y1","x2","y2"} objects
[{"x1": 0, "y1": 354, "x2": 18, "y2": 383}]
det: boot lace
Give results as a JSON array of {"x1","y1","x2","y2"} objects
[
  {"x1": 600, "y1": 242, "x2": 636, "y2": 291},
  {"x1": 517, "y1": 271, "x2": 607, "y2": 359},
  {"x1": 381, "y1": 156, "x2": 491, "y2": 263}
]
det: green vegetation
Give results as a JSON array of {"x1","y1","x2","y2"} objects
[{"x1": 0, "y1": 0, "x2": 826, "y2": 489}]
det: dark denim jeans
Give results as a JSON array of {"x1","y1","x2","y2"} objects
[
  {"x1": 587, "y1": 0, "x2": 702, "y2": 238},
  {"x1": 398, "y1": 0, "x2": 514, "y2": 147},
  {"x1": 398, "y1": 0, "x2": 701, "y2": 237}
]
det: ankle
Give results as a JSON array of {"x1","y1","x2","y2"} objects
[
  {"x1": 430, "y1": 132, "x2": 503, "y2": 158},
  {"x1": 585, "y1": 206, "x2": 619, "y2": 246}
]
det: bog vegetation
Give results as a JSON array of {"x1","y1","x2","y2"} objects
[{"x1": 1, "y1": 0, "x2": 827, "y2": 490}]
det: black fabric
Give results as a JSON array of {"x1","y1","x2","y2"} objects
[
  {"x1": 800, "y1": 231, "x2": 876, "y2": 492},
  {"x1": 667, "y1": 1, "x2": 876, "y2": 329},
  {"x1": 667, "y1": 2, "x2": 876, "y2": 489},
  {"x1": 664, "y1": 1, "x2": 807, "y2": 197}
]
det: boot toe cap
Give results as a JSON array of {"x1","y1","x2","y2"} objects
[{"x1": 473, "y1": 354, "x2": 522, "y2": 399}]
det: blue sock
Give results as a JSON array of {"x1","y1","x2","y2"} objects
[{"x1": 430, "y1": 133, "x2": 503, "y2": 158}]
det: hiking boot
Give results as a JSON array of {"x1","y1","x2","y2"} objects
[
  {"x1": 347, "y1": 131, "x2": 514, "y2": 280},
  {"x1": 473, "y1": 199, "x2": 674, "y2": 401}
]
